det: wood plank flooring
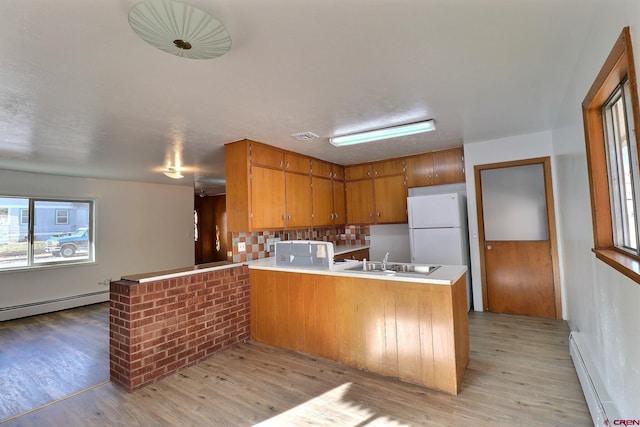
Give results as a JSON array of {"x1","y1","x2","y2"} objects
[
  {"x1": 1, "y1": 306, "x2": 591, "y2": 426},
  {"x1": 0, "y1": 303, "x2": 109, "y2": 422}
]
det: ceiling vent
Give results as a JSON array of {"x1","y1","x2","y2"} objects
[{"x1": 292, "y1": 132, "x2": 319, "y2": 141}]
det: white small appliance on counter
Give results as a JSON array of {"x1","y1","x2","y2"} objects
[
  {"x1": 407, "y1": 192, "x2": 472, "y2": 310},
  {"x1": 275, "y1": 240, "x2": 360, "y2": 271}
]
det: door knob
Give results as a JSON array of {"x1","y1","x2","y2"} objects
[{"x1": 486, "y1": 245, "x2": 492, "y2": 250}]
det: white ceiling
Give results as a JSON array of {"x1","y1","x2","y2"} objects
[{"x1": 0, "y1": 0, "x2": 598, "y2": 195}]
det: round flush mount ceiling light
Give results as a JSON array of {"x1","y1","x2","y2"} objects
[{"x1": 128, "y1": 0, "x2": 232, "y2": 60}]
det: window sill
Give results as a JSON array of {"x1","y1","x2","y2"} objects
[{"x1": 593, "y1": 248, "x2": 640, "y2": 285}]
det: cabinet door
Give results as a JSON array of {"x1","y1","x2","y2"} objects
[
  {"x1": 373, "y1": 158, "x2": 407, "y2": 177},
  {"x1": 374, "y1": 175, "x2": 408, "y2": 223},
  {"x1": 285, "y1": 153, "x2": 311, "y2": 174},
  {"x1": 250, "y1": 142, "x2": 284, "y2": 169},
  {"x1": 332, "y1": 164, "x2": 345, "y2": 181},
  {"x1": 251, "y1": 166, "x2": 285, "y2": 229},
  {"x1": 406, "y1": 152, "x2": 435, "y2": 187},
  {"x1": 311, "y1": 159, "x2": 333, "y2": 178},
  {"x1": 433, "y1": 147, "x2": 465, "y2": 184},
  {"x1": 285, "y1": 172, "x2": 313, "y2": 227},
  {"x1": 333, "y1": 180, "x2": 346, "y2": 225},
  {"x1": 312, "y1": 176, "x2": 334, "y2": 227},
  {"x1": 345, "y1": 164, "x2": 373, "y2": 181},
  {"x1": 345, "y1": 179, "x2": 374, "y2": 224}
]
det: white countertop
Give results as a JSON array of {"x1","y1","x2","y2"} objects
[{"x1": 245, "y1": 256, "x2": 466, "y2": 286}]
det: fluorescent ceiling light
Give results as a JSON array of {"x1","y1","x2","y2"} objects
[{"x1": 330, "y1": 120, "x2": 436, "y2": 147}]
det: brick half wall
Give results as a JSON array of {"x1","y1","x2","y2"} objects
[{"x1": 109, "y1": 265, "x2": 250, "y2": 391}]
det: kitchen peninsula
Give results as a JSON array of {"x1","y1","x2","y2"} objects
[
  {"x1": 108, "y1": 244, "x2": 468, "y2": 395},
  {"x1": 247, "y1": 254, "x2": 469, "y2": 395}
]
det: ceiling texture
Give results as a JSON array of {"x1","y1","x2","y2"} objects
[{"x1": 0, "y1": 0, "x2": 599, "y2": 195}]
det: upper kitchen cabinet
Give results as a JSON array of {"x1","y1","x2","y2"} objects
[
  {"x1": 225, "y1": 139, "x2": 312, "y2": 231},
  {"x1": 311, "y1": 160, "x2": 346, "y2": 227},
  {"x1": 284, "y1": 152, "x2": 311, "y2": 174},
  {"x1": 345, "y1": 179, "x2": 375, "y2": 224},
  {"x1": 372, "y1": 158, "x2": 407, "y2": 177},
  {"x1": 285, "y1": 170, "x2": 313, "y2": 228},
  {"x1": 406, "y1": 147, "x2": 465, "y2": 187},
  {"x1": 250, "y1": 141, "x2": 284, "y2": 169},
  {"x1": 311, "y1": 159, "x2": 333, "y2": 178},
  {"x1": 345, "y1": 163, "x2": 373, "y2": 181},
  {"x1": 373, "y1": 175, "x2": 408, "y2": 223},
  {"x1": 345, "y1": 159, "x2": 407, "y2": 224}
]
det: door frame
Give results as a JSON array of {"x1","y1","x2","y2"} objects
[{"x1": 474, "y1": 156, "x2": 562, "y2": 318}]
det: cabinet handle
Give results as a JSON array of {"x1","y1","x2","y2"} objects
[
  {"x1": 374, "y1": 170, "x2": 378, "y2": 176},
  {"x1": 288, "y1": 214, "x2": 292, "y2": 220},
  {"x1": 330, "y1": 213, "x2": 334, "y2": 220},
  {"x1": 377, "y1": 212, "x2": 381, "y2": 217},
  {"x1": 282, "y1": 214, "x2": 286, "y2": 220},
  {"x1": 367, "y1": 171, "x2": 371, "y2": 177},
  {"x1": 428, "y1": 173, "x2": 432, "y2": 178},
  {"x1": 286, "y1": 161, "x2": 290, "y2": 169},
  {"x1": 435, "y1": 173, "x2": 439, "y2": 177},
  {"x1": 280, "y1": 160, "x2": 283, "y2": 167}
]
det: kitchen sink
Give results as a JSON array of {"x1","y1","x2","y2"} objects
[{"x1": 346, "y1": 261, "x2": 440, "y2": 276}]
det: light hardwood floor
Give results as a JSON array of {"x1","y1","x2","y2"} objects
[
  {"x1": 0, "y1": 302, "x2": 109, "y2": 422},
  {"x1": 1, "y1": 306, "x2": 591, "y2": 426}
]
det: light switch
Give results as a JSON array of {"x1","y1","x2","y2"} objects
[{"x1": 238, "y1": 241, "x2": 246, "y2": 252}]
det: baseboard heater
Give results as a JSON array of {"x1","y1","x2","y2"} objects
[
  {"x1": 0, "y1": 290, "x2": 109, "y2": 321},
  {"x1": 569, "y1": 331, "x2": 619, "y2": 426}
]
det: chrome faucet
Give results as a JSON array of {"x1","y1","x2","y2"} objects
[{"x1": 382, "y1": 252, "x2": 389, "y2": 269}]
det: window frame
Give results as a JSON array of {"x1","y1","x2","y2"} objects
[
  {"x1": 0, "y1": 196, "x2": 95, "y2": 272},
  {"x1": 55, "y1": 208, "x2": 70, "y2": 225},
  {"x1": 583, "y1": 27, "x2": 640, "y2": 285}
]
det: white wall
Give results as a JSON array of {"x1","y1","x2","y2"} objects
[
  {"x1": 0, "y1": 170, "x2": 195, "y2": 319},
  {"x1": 369, "y1": 224, "x2": 410, "y2": 263},
  {"x1": 551, "y1": 0, "x2": 640, "y2": 417},
  {"x1": 462, "y1": 131, "x2": 557, "y2": 313}
]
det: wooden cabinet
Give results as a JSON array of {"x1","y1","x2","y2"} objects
[
  {"x1": 345, "y1": 159, "x2": 407, "y2": 225},
  {"x1": 372, "y1": 158, "x2": 406, "y2": 177},
  {"x1": 333, "y1": 248, "x2": 369, "y2": 261},
  {"x1": 226, "y1": 138, "x2": 463, "y2": 231},
  {"x1": 373, "y1": 175, "x2": 408, "y2": 223},
  {"x1": 312, "y1": 161, "x2": 346, "y2": 227},
  {"x1": 285, "y1": 171, "x2": 313, "y2": 227},
  {"x1": 250, "y1": 269, "x2": 469, "y2": 395},
  {"x1": 250, "y1": 142, "x2": 284, "y2": 169},
  {"x1": 407, "y1": 147, "x2": 465, "y2": 187},
  {"x1": 284, "y1": 153, "x2": 310, "y2": 174},
  {"x1": 345, "y1": 179, "x2": 375, "y2": 223},
  {"x1": 333, "y1": 179, "x2": 346, "y2": 225},
  {"x1": 345, "y1": 163, "x2": 373, "y2": 181},
  {"x1": 311, "y1": 159, "x2": 333, "y2": 178},
  {"x1": 250, "y1": 166, "x2": 286, "y2": 229},
  {"x1": 311, "y1": 176, "x2": 334, "y2": 227},
  {"x1": 225, "y1": 139, "x2": 312, "y2": 231}
]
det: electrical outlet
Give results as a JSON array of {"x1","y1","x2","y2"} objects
[{"x1": 238, "y1": 241, "x2": 246, "y2": 252}]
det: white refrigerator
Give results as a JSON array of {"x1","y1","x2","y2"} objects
[{"x1": 407, "y1": 192, "x2": 472, "y2": 310}]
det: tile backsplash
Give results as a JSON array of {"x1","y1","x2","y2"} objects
[{"x1": 229, "y1": 225, "x2": 369, "y2": 263}]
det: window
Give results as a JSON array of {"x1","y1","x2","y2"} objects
[
  {"x1": 20, "y1": 209, "x2": 29, "y2": 225},
  {"x1": 0, "y1": 197, "x2": 94, "y2": 271},
  {"x1": 55, "y1": 209, "x2": 69, "y2": 225},
  {"x1": 583, "y1": 27, "x2": 640, "y2": 284}
]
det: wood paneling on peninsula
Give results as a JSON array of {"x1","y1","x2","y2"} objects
[{"x1": 250, "y1": 269, "x2": 469, "y2": 395}]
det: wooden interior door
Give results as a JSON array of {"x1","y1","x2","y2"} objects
[{"x1": 476, "y1": 158, "x2": 560, "y2": 318}]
